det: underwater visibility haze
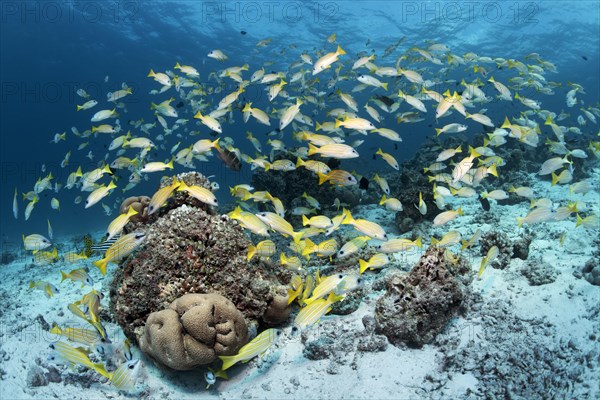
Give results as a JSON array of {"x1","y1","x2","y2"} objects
[{"x1": 0, "y1": 1, "x2": 599, "y2": 399}]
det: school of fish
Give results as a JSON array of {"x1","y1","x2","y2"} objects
[{"x1": 13, "y1": 32, "x2": 600, "y2": 390}]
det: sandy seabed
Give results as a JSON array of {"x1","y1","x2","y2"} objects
[{"x1": 1, "y1": 168, "x2": 599, "y2": 400}]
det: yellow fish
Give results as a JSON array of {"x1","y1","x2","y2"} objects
[
  {"x1": 247, "y1": 240, "x2": 276, "y2": 261},
  {"x1": 177, "y1": 181, "x2": 218, "y2": 207},
  {"x1": 219, "y1": 329, "x2": 281, "y2": 371},
  {"x1": 106, "y1": 205, "x2": 138, "y2": 241},
  {"x1": 148, "y1": 178, "x2": 181, "y2": 215},
  {"x1": 342, "y1": 209, "x2": 388, "y2": 241},
  {"x1": 359, "y1": 253, "x2": 390, "y2": 274},
  {"x1": 93, "y1": 232, "x2": 146, "y2": 275}
]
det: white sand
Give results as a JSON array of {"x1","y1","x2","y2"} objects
[{"x1": 1, "y1": 168, "x2": 598, "y2": 399}]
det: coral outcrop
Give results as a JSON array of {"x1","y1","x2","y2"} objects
[
  {"x1": 374, "y1": 246, "x2": 472, "y2": 347},
  {"x1": 479, "y1": 230, "x2": 532, "y2": 269},
  {"x1": 139, "y1": 293, "x2": 248, "y2": 370},
  {"x1": 109, "y1": 172, "x2": 291, "y2": 347}
]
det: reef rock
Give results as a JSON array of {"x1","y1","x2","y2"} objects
[
  {"x1": 375, "y1": 246, "x2": 472, "y2": 347},
  {"x1": 140, "y1": 293, "x2": 248, "y2": 370},
  {"x1": 109, "y1": 173, "x2": 291, "y2": 345},
  {"x1": 480, "y1": 231, "x2": 532, "y2": 270}
]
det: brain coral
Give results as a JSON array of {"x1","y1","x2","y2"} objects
[{"x1": 139, "y1": 293, "x2": 248, "y2": 370}]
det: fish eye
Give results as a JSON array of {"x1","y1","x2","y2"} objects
[
  {"x1": 338, "y1": 274, "x2": 343, "y2": 279},
  {"x1": 128, "y1": 364, "x2": 135, "y2": 370},
  {"x1": 49, "y1": 344, "x2": 55, "y2": 350},
  {"x1": 339, "y1": 250, "x2": 344, "y2": 255},
  {"x1": 347, "y1": 176, "x2": 352, "y2": 180}
]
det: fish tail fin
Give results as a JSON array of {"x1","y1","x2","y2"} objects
[
  {"x1": 379, "y1": 195, "x2": 387, "y2": 206},
  {"x1": 551, "y1": 172, "x2": 559, "y2": 186},
  {"x1": 477, "y1": 262, "x2": 486, "y2": 278},
  {"x1": 295, "y1": 157, "x2": 305, "y2": 168},
  {"x1": 487, "y1": 163, "x2": 498, "y2": 177},
  {"x1": 247, "y1": 245, "x2": 256, "y2": 261},
  {"x1": 334, "y1": 119, "x2": 341, "y2": 129},
  {"x1": 218, "y1": 355, "x2": 238, "y2": 371},
  {"x1": 93, "y1": 259, "x2": 108, "y2": 276},
  {"x1": 307, "y1": 143, "x2": 318, "y2": 156},
  {"x1": 457, "y1": 206, "x2": 464, "y2": 216},
  {"x1": 147, "y1": 69, "x2": 155, "y2": 77},
  {"x1": 435, "y1": 128, "x2": 442, "y2": 136},
  {"x1": 60, "y1": 271, "x2": 69, "y2": 282},
  {"x1": 468, "y1": 146, "x2": 481, "y2": 158},
  {"x1": 382, "y1": 82, "x2": 388, "y2": 91},
  {"x1": 414, "y1": 236, "x2": 423, "y2": 249},
  {"x1": 336, "y1": 45, "x2": 346, "y2": 55},
  {"x1": 291, "y1": 231, "x2": 304, "y2": 244},
  {"x1": 92, "y1": 362, "x2": 112, "y2": 379},
  {"x1": 341, "y1": 208, "x2": 354, "y2": 225},
  {"x1": 431, "y1": 237, "x2": 439, "y2": 246},
  {"x1": 302, "y1": 214, "x2": 310, "y2": 226},
  {"x1": 317, "y1": 172, "x2": 328, "y2": 185},
  {"x1": 359, "y1": 259, "x2": 370, "y2": 274},
  {"x1": 575, "y1": 214, "x2": 583, "y2": 228},
  {"x1": 301, "y1": 238, "x2": 315, "y2": 257},
  {"x1": 229, "y1": 206, "x2": 242, "y2": 220},
  {"x1": 127, "y1": 205, "x2": 138, "y2": 217},
  {"x1": 516, "y1": 217, "x2": 524, "y2": 228}
]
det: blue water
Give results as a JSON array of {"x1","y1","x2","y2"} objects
[{"x1": 0, "y1": 0, "x2": 598, "y2": 243}]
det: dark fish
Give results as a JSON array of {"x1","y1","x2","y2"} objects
[
  {"x1": 359, "y1": 177, "x2": 369, "y2": 190},
  {"x1": 326, "y1": 158, "x2": 340, "y2": 169},
  {"x1": 90, "y1": 233, "x2": 121, "y2": 254},
  {"x1": 581, "y1": 55, "x2": 588, "y2": 61},
  {"x1": 209, "y1": 130, "x2": 219, "y2": 137},
  {"x1": 176, "y1": 101, "x2": 184, "y2": 108},
  {"x1": 216, "y1": 147, "x2": 241, "y2": 171},
  {"x1": 265, "y1": 128, "x2": 281, "y2": 136},
  {"x1": 240, "y1": 30, "x2": 247, "y2": 35},
  {"x1": 375, "y1": 95, "x2": 394, "y2": 107},
  {"x1": 479, "y1": 196, "x2": 490, "y2": 211}
]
